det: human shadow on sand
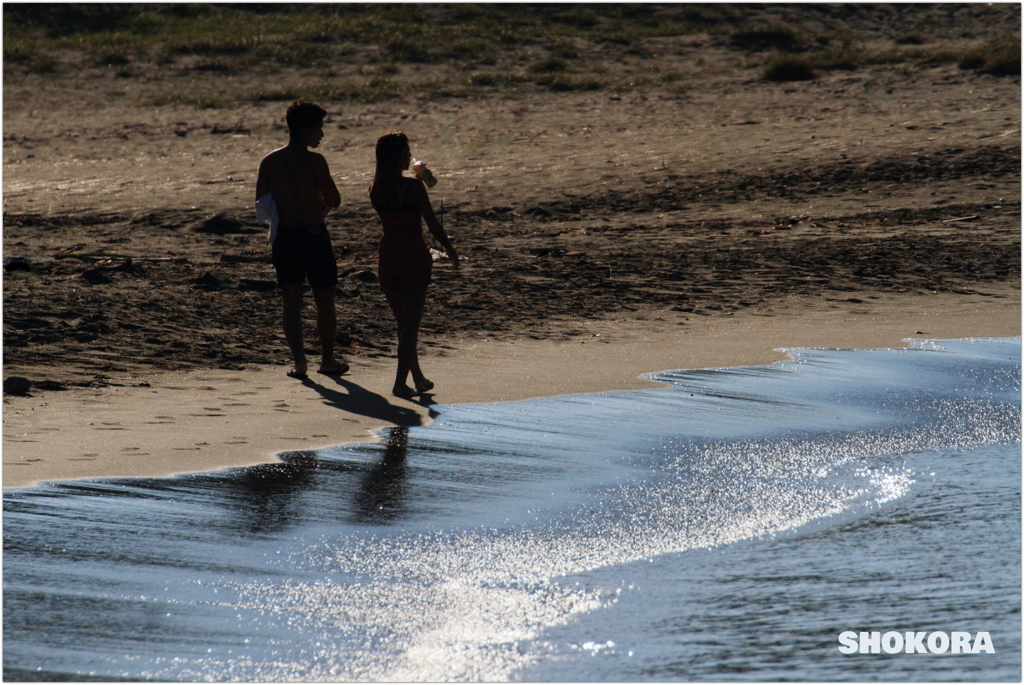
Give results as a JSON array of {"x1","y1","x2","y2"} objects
[{"x1": 299, "y1": 374, "x2": 439, "y2": 427}]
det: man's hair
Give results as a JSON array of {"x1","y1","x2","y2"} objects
[{"x1": 286, "y1": 101, "x2": 327, "y2": 135}]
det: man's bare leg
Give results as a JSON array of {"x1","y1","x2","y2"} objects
[
  {"x1": 313, "y1": 286, "x2": 347, "y2": 374},
  {"x1": 281, "y1": 284, "x2": 308, "y2": 377}
]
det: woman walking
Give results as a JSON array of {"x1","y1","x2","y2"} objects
[{"x1": 369, "y1": 131, "x2": 459, "y2": 399}]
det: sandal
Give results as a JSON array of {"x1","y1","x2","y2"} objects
[
  {"x1": 318, "y1": 360, "x2": 349, "y2": 376},
  {"x1": 392, "y1": 385, "x2": 418, "y2": 400}
]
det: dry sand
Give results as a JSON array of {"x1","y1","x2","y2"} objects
[
  {"x1": 4, "y1": 287, "x2": 1018, "y2": 489},
  {"x1": 3, "y1": 5, "x2": 1020, "y2": 489}
]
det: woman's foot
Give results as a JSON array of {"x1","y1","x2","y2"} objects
[
  {"x1": 392, "y1": 384, "x2": 418, "y2": 399},
  {"x1": 318, "y1": 359, "x2": 349, "y2": 376},
  {"x1": 393, "y1": 377, "x2": 433, "y2": 399}
]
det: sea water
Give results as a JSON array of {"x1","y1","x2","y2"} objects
[{"x1": 3, "y1": 338, "x2": 1020, "y2": 682}]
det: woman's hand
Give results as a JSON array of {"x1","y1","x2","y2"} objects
[{"x1": 445, "y1": 245, "x2": 460, "y2": 270}]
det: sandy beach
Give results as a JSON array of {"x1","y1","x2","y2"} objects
[
  {"x1": 3, "y1": 287, "x2": 1018, "y2": 489},
  {"x1": 3, "y1": 4, "x2": 1020, "y2": 489}
]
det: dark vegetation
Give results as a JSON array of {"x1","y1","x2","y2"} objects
[{"x1": 4, "y1": 3, "x2": 1019, "y2": 101}]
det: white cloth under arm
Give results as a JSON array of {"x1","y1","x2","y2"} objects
[{"x1": 255, "y1": 192, "x2": 280, "y2": 244}]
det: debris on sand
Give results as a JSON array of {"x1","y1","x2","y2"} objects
[
  {"x1": 4, "y1": 377, "x2": 32, "y2": 395},
  {"x1": 80, "y1": 268, "x2": 114, "y2": 285}
]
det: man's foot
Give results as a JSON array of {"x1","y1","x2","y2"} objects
[
  {"x1": 414, "y1": 378, "x2": 434, "y2": 394},
  {"x1": 318, "y1": 360, "x2": 349, "y2": 376},
  {"x1": 287, "y1": 359, "x2": 308, "y2": 379}
]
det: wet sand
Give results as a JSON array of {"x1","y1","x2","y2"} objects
[
  {"x1": 3, "y1": 5, "x2": 1019, "y2": 488},
  {"x1": 4, "y1": 287, "x2": 1018, "y2": 489}
]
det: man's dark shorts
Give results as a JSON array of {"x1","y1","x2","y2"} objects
[{"x1": 271, "y1": 223, "x2": 338, "y2": 289}]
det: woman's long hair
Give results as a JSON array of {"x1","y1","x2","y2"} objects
[{"x1": 370, "y1": 131, "x2": 410, "y2": 210}]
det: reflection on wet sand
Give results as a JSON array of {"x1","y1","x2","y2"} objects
[
  {"x1": 232, "y1": 450, "x2": 320, "y2": 534},
  {"x1": 353, "y1": 427, "x2": 409, "y2": 524},
  {"x1": 228, "y1": 427, "x2": 412, "y2": 532},
  {"x1": 225, "y1": 374, "x2": 422, "y2": 533}
]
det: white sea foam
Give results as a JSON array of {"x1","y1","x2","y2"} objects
[{"x1": 3, "y1": 338, "x2": 1019, "y2": 681}]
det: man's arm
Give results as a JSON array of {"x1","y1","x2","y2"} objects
[
  {"x1": 255, "y1": 157, "x2": 270, "y2": 201},
  {"x1": 314, "y1": 154, "x2": 341, "y2": 208}
]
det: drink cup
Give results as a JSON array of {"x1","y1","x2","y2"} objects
[{"x1": 412, "y1": 159, "x2": 438, "y2": 188}]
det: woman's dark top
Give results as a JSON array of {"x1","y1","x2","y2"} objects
[{"x1": 372, "y1": 181, "x2": 432, "y2": 293}]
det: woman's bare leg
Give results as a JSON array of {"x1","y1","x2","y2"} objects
[{"x1": 384, "y1": 285, "x2": 429, "y2": 396}]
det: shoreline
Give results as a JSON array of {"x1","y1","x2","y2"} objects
[{"x1": 3, "y1": 288, "x2": 1019, "y2": 490}]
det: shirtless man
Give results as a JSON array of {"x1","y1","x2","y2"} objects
[{"x1": 256, "y1": 101, "x2": 347, "y2": 378}]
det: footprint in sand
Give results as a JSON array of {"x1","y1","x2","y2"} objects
[{"x1": 190, "y1": 409, "x2": 226, "y2": 416}]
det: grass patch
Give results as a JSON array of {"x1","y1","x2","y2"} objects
[
  {"x1": 29, "y1": 54, "x2": 63, "y2": 75},
  {"x1": 4, "y1": 37, "x2": 62, "y2": 73},
  {"x1": 807, "y1": 49, "x2": 863, "y2": 71},
  {"x1": 4, "y1": 4, "x2": 1019, "y2": 105},
  {"x1": 168, "y1": 37, "x2": 255, "y2": 57},
  {"x1": 895, "y1": 33, "x2": 926, "y2": 46},
  {"x1": 548, "y1": 39, "x2": 580, "y2": 59},
  {"x1": 534, "y1": 74, "x2": 604, "y2": 92},
  {"x1": 731, "y1": 25, "x2": 804, "y2": 52},
  {"x1": 1, "y1": 3, "x2": 736, "y2": 71},
  {"x1": 865, "y1": 47, "x2": 954, "y2": 68},
  {"x1": 442, "y1": 37, "x2": 494, "y2": 63},
  {"x1": 246, "y1": 77, "x2": 400, "y2": 105},
  {"x1": 958, "y1": 38, "x2": 1020, "y2": 76},
  {"x1": 145, "y1": 94, "x2": 226, "y2": 109},
  {"x1": 191, "y1": 58, "x2": 240, "y2": 74},
  {"x1": 246, "y1": 88, "x2": 305, "y2": 103},
  {"x1": 93, "y1": 48, "x2": 131, "y2": 67},
  {"x1": 763, "y1": 56, "x2": 816, "y2": 81},
  {"x1": 762, "y1": 40, "x2": 1018, "y2": 80},
  {"x1": 381, "y1": 37, "x2": 432, "y2": 63},
  {"x1": 528, "y1": 57, "x2": 569, "y2": 74}
]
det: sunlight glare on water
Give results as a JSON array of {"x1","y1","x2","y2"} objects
[{"x1": 3, "y1": 338, "x2": 1019, "y2": 682}]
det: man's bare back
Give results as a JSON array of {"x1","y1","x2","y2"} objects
[{"x1": 256, "y1": 131, "x2": 340, "y2": 225}]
